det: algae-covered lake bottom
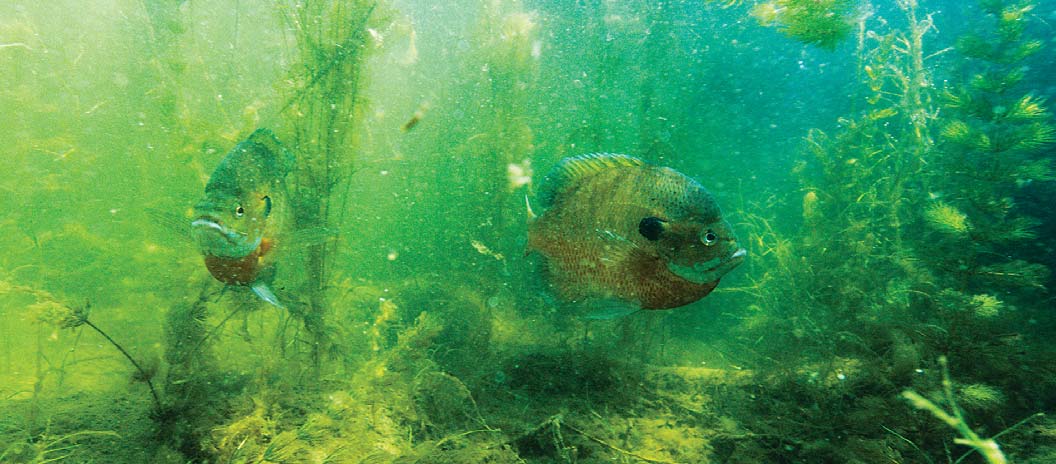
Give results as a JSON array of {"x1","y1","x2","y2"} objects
[{"x1": 3, "y1": 0, "x2": 1056, "y2": 462}]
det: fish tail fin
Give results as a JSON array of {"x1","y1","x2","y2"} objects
[{"x1": 251, "y1": 282, "x2": 285, "y2": 309}]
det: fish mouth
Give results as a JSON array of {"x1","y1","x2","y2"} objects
[
  {"x1": 191, "y1": 217, "x2": 243, "y2": 244},
  {"x1": 667, "y1": 248, "x2": 747, "y2": 284},
  {"x1": 191, "y1": 218, "x2": 228, "y2": 235},
  {"x1": 191, "y1": 217, "x2": 260, "y2": 258}
]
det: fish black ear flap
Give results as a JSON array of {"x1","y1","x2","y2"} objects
[{"x1": 638, "y1": 216, "x2": 667, "y2": 241}]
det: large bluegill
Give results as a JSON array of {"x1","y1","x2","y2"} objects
[
  {"x1": 527, "y1": 154, "x2": 746, "y2": 311},
  {"x1": 191, "y1": 128, "x2": 293, "y2": 307}
]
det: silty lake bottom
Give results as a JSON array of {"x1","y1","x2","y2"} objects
[{"x1": 2, "y1": 0, "x2": 1056, "y2": 462}]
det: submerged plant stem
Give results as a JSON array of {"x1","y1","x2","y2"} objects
[
  {"x1": 902, "y1": 357, "x2": 1010, "y2": 464},
  {"x1": 81, "y1": 319, "x2": 161, "y2": 412}
]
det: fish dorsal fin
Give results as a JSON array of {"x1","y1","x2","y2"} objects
[
  {"x1": 538, "y1": 153, "x2": 645, "y2": 207},
  {"x1": 206, "y1": 128, "x2": 294, "y2": 194},
  {"x1": 244, "y1": 128, "x2": 295, "y2": 177}
]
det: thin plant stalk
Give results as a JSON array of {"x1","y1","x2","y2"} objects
[
  {"x1": 79, "y1": 318, "x2": 161, "y2": 412},
  {"x1": 902, "y1": 357, "x2": 1009, "y2": 464}
]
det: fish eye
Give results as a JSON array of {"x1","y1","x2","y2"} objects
[
  {"x1": 638, "y1": 216, "x2": 667, "y2": 241},
  {"x1": 702, "y1": 229, "x2": 718, "y2": 246},
  {"x1": 235, "y1": 205, "x2": 245, "y2": 217}
]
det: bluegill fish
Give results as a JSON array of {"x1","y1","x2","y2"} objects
[
  {"x1": 527, "y1": 154, "x2": 746, "y2": 311},
  {"x1": 191, "y1": 129, "x2": 293, "y2": 308}
]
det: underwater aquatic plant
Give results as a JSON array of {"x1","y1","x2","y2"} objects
[
  {"x1": 710, "y1": 0, "x2": 861, "y2": 51},
  {"x1": 277, "y1": 0, "x2": 393, "y2": 372},
  {"x1": 967, "y1": 294, "x2": 1004, "y2": 318},
  {"x1": 940, "y1": 119, "x2": 991, "y2": 150},
  {"x1": 0, "y1": 427, "x2": 120, "y2": 464},
  {"x1": 715, "y1": 0, "x2": 1055, "y2": 461},
  {"x1": 957, "y1": 383, "x2": 1005, "y2": 412},
  {"x1": 34, "y1": 300, "x2": 162, "y2": 413},
  {"x1": 923, "y1": 201, "x2": 970, "y2": 235},
  {"x1": 750, "y1": 0, "x2": 857, "y2": 50},
  {"x1": 902, "y1": 357, "x2": 1041, "y2": 464},
  {"x1": 927, "y1": 0, "x2": 1052, "y2": 297},
  {"x1": 463, "y1": 0, "x2": 541, "y2": 233},
  {"x1": 4, "y1": 281, "x2": 162, "y2": 413}
]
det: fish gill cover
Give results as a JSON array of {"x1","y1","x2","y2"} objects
[{"x1": 0, "y1": 0, "x2": 1054, "y2": 463}]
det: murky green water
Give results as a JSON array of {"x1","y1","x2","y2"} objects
[{"x1": 2, "y1": 0, "x2": 1055, "y2": 462}]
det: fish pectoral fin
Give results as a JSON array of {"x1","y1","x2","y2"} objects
[
  {"x1": 289, "y1": 226, "x2": 339, "y2": 245},
  {"x1": 145, "y1": 207, "x2": 194, "y2": 245},
  {"x1": 272, "y1": 227, "x2": 339, "y2": 256},
  {"x1": 588, "y1": 229, "x2": 646, "y2": 269},
  {"x1": 594, "y1": 241, "x2": 659, "y2": 278},
  {"x1": 251, "y1": 282, "x2": 285, "y2": 309}
]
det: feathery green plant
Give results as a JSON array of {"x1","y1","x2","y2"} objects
[
  {"x1": 278, "y1": 0, "x2": 391, "y2": 373},
  {"x1": 750, "y1": 0, "x2": 858, "y2": 50}
]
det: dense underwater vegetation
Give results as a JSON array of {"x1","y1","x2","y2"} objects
[{"x1": 1, "y1": 0, "x2": 1055, "y2": 462}]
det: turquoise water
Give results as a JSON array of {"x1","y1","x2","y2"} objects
[{"x1": 2, "y1": 0, "x2": 1055, "y2": 462}]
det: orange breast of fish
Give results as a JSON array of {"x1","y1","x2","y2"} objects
[
  {"x1": 529, "y1": 228, "x2": 718, "y2": 309},
  {"x1": 203, "y1": 238, "x2": 273, "y2": 286}
]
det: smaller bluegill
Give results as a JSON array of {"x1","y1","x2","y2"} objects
[
  {"x1": 527, "y1": 153, "x2": 746, "y2": 311},
  {"x1": 191, "y1": 129, "x2": 294, "y2": 307}
]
